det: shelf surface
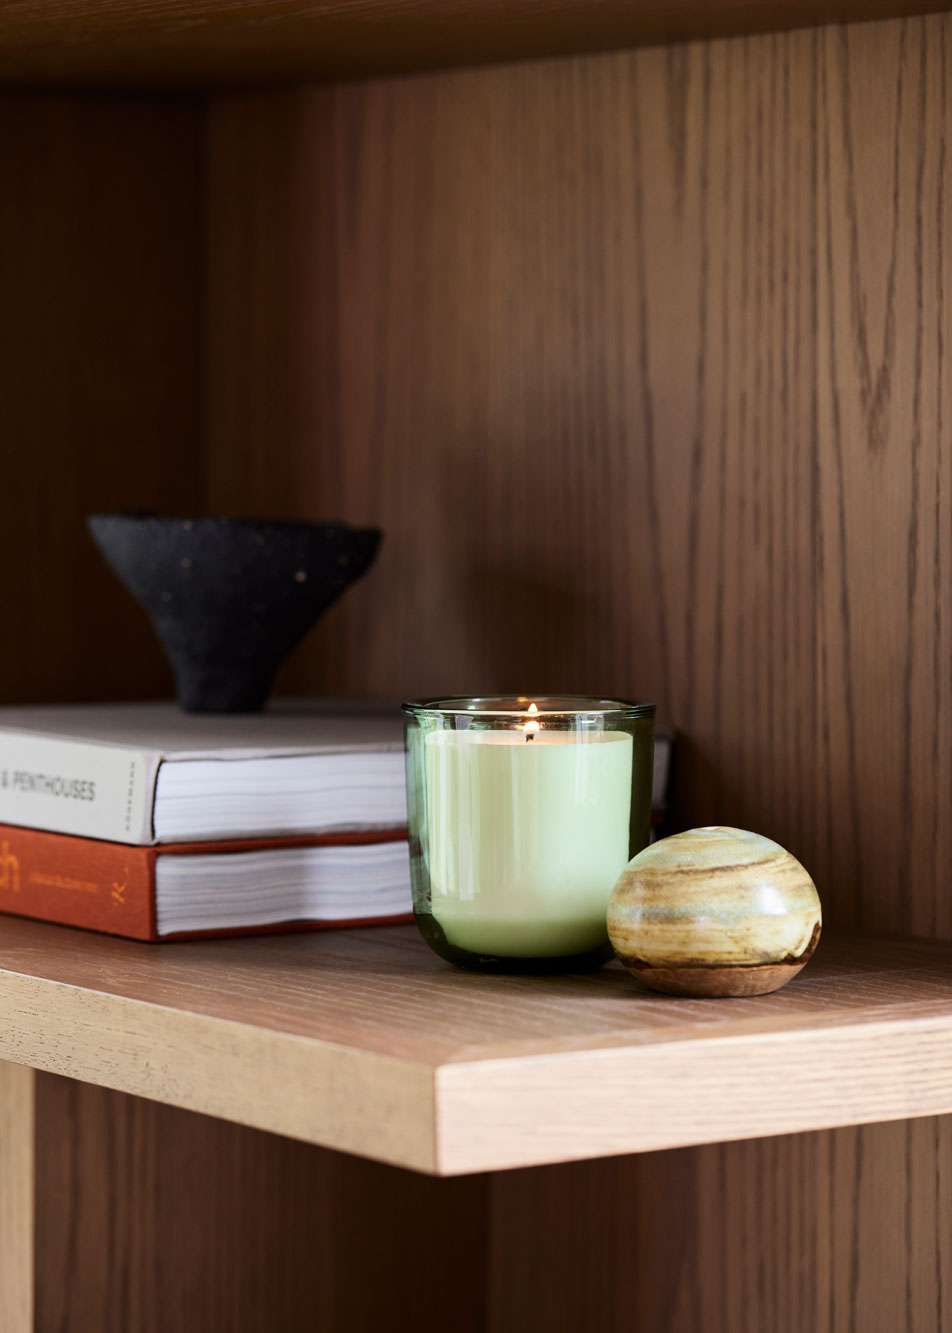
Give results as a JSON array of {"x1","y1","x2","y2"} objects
[
  {"x1": 1, "y1": 919, "x2": 952, "y2": 1172},
  {"x1": 0, "y1": 0, "x2": 948, "y2": 88}
]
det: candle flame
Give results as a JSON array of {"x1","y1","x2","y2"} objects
[{"x1": 522, "y1": 701, "x2": 540, "y2": 738}]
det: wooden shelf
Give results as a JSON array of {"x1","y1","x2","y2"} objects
[
  {"x1": 0, "y1": 0, "x2": 946, "y2": 88},
  {"x1": 1, "y1": 918, "x2": 952, "y2": 1174}
]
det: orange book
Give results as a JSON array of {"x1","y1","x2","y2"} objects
[{"x1": 0, "y1": 824, "x2": 411, "y2": 942}]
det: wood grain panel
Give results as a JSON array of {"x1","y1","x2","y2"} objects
[
  {"x1": 26, "y1": 1074, "x2": 952, "y2": 1332},
  {"x1": 0, "y1": 95, "x2": 204, "y2": 708},
  {"x1": 489, "y1": 1116, "x2": 952, "y2": 1332},
  {"x1": 33, "y1": 1073, "x2": 488, "y2": 1333},
  {"x1": 0, "y1": 1062, "x2": 34, "y2": 1333},
  {"x1": 206, "y1": 13, "x2": 952, "y2": 940},
  {"x1": 4, "y1": 917, "x2": 952, "y2": 1171},
  {"x1": 0, "y1": 0, "x2": 949, "y2": 88},
  {"x1": 203, "y1": 46, "x2": 952, "y2": 1327}
]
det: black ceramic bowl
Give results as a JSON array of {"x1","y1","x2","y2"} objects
[{"x1": 88, "y1": 513, "x2": 382, "y2": 713}]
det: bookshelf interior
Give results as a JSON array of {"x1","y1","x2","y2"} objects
[{"x1": 1, "y1": 3, "x2": 951, "y2": 1329}]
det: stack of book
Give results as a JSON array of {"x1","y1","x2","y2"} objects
[
  {"x1": 0, "y1": 702, "x2": 676, "y2": 943},
  {"x1": 0, "y1": 701, "x2": 411, "y2": 941}
]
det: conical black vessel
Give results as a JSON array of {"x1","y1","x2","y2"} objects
[{"x1": 88, "y1": 514, "x2": 382, "y2": 713}]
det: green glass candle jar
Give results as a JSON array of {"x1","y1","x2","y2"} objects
[{"x1": 402, "y1": 696, "x2": 655, "y2": 972}]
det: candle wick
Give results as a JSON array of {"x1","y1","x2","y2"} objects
[{"x1": 526, "y1": 732, "x2": 535, "y2": 742}]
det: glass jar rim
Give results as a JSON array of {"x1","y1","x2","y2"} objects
[{"x1": 402, "y1": 694, "x2": 655, "y2": 718}]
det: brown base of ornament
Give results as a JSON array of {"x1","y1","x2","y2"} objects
[{"x1": 622, "y1": 958, "x2": 809, "y2": 997}]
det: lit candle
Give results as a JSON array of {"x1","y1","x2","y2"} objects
[{"x1": 422, "y1": 703, "x2": 634, "y2": 958}]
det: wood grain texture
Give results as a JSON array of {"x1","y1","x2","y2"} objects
[
  {"x1": 0, "y1": 931, "x2": 438, "y2": 1171},
  {"x1": 206, "y1": 14, "x2": 952, "y2": 942},
  {"x1": 33, "y1": 1073, "x2": 488, "y2": 1333},
  {"x1": 2, "y1": 17, "x2": 950, "y2": 1328},
  {"x1": 25, "y1": 1076, "x2": 952, "y2": 1333},
  {"x1": 1, "y1": 0, "x2": 950, "y2": 89},
  {"x1": 0, "y1": 95, "x2": 203, "y2": 709},
  {"x1": 2, "y1": 919, "x2": 952, "y2": 1171},
  {"x1": 0, "y1": 1062, "x2": 34, "y2": 1333},
  {"x1": 489, "y1": 1116, "x2": 952, "y2": 1332}
]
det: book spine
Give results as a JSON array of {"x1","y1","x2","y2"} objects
[
  {"x1": 0, "y1": 734, "x2": 159, "y2": 844},
  {"x1": 0, "y1": 825, "x2": 156, "y2": 940}
]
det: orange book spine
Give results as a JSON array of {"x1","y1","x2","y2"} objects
[
  {"x1": 0, "y1": 825, "x2": 411, "y2": 942},
  {"x1": 0, "y1": 824, "x2": 157, "y2": 939}
]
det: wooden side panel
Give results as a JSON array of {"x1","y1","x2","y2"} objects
[
  {"x1": 33, "y1": 1073, "x2": 489, "y2": 1333},
  {"x1": 0, "y1": 1062, "x2": 34, "y2": 1333},
  {"x1": 0, "y1": 95, "x2": 204, "y2": 708},
  {"x1": 489, "y1": 1117, "x2": 952, "y2": 1332},
  {"x1": 206, "y1": 14, "x2": 952, "y2": 939}
]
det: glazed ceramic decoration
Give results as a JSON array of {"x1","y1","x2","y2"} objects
[{"x1": 607, "y1": 826, "x2": 821, "y2": 997}]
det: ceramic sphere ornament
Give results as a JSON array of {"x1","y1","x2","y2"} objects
[{"x1": 607, "y1": 826, "x2": 822, "y2": 997}]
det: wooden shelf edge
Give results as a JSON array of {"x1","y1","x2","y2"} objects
[
  {"x1": 2, "y1": 924, "x2": 952, "y2": 1174},
  {"x1": 0, "y1": 0, "x2": 948, "y2": 90},
  {"x1": 0, "y1": 972, "x2": 440, "y2": 1175},
  {"x1": 434, "y1": 1009, "x2": 952, "y2": 1173}
]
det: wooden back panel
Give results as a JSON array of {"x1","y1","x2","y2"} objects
[
  {"x1": 0, "y1": 95, "x2": 204, "y2": 707},
  {"x1": 206, "y1": 15, "x2": 952, "y2": 938}
]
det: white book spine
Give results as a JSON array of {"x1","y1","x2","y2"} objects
[{"x1": 0, "y1": 734, "x2": 159, "y2": 844}]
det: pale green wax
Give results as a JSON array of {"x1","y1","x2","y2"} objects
[{"x1": 423, "y1": 729, "x2": 633, "y2": 957}]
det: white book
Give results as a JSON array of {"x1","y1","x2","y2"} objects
[
  {"x1": 155, "y1": 839, "x2": 412, "y2": 937},
  {"x1": 0, "y1": 700, "x2": 407, "y2": 846}
]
